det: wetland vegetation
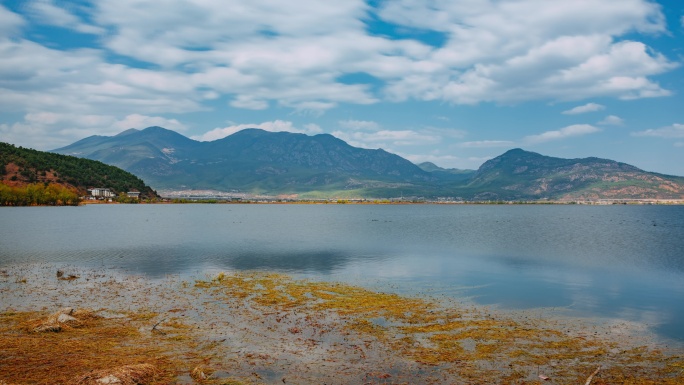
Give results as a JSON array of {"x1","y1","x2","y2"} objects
[{"x1": 1, "y1": 266, "x2": 682, "y2": 384}]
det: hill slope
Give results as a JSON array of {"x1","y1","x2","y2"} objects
[
  {"x1": 463, "y1": 149, "x2": 684, "y2": 200},
  {"x1": 53, "y1": 128, "x2": 684, "y2": 200},
  {"x1": 55, "y1": 127, "x2": 434, "y2": 195},
  {"x1": 1, "y1": 142, "x2": 158, "y2": 200},
  {"x1": 417, "y1": 162, "x2": 475, "y2": 183}
]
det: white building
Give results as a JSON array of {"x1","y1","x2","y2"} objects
[{"x1": 88, "y1": 188, "x2": 116, "y2": 198}]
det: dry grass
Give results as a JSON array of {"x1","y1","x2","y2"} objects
[
  {"x1": 2, "y1": 267, "x2": 682, "y2": 384},
  {"x1": 70, "y1": 363, "x2": 159, "y2": 385},
  {"x1": 0, "y1": 310, "x2": 180, "y2": 385}
]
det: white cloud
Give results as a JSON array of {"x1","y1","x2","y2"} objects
[
  {"x1": 24, "y1": 112, "x2": 117, "y2": 129},
  {"x1": 524, "y1": 124, "x2": 600, "y2": 144},
  {"x1": 0, "y1": 38, "x2": 205, "y2": 117},
  {"x1": 632, "y1": 123, "x2": 684, "y2": 138},
  {"x1": 27, "y1": 1, "x2": 104, "y2": 35},
  {"x1": 192, "y1": 120, "x2": 321, "y2": 142},
  {"x1": 376, "y1": 0, "x2": 673, "y2": 104},
  {"x1": 332, "y1": 129, "x2": 440, "y2": 149},
  {"x1": 598, "y1": 115, "x2": 625, "y2": 126},
  {"x1": 303, "y1": 123, "x2": 323, "y2": 134},
  {"x1": 287, "y1": 101, "x2": 339, "y2": 115},
  {"x1": 456, "y1": 140, "x2": 516, "y2": 148},
  {"x1": 0, "y1": 121, "x2": 54, "y2": 149},
  {"x1": 380, "y1": 0, "x2": 665, "y2": 37},
  {"x1": 0, "y1": 0, "x2": 680, "y2": 152},
  {"x1": 331, "y1": 123, "x2": 465, "y2": 154},
  {"x1": 229, "y1": 95, "x2": 269, "y2": 110},
  {"x1": 402, "y1": 153, "x2": 491, "y2": 170},
  {"x1": 87, "y1": 0, "x2": 676, "y2": 110},
  {"x1": 0, "y1": 5, "x2": 25, "y2": 36},
  {"x1": 562, "y1": 103, "x2": 606, "y2": 115},
  {"x1": 338, "y1": 120, "x2": 381, "y2": 131},
  {"x1": 111, "y1": 114, "x2": 187, "y2": 132},
  {"x1": 0, "y1": 112, "x2": 187, "y2": 150}
]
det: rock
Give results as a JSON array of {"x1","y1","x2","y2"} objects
[
  {"x1": 58, "y1": 307, "x2": 74, "y2": 315},
  {"x1": 57, "y1": 313, "x2": 79, "y2": 324},
  {"x1": 33, "y1": 324, "x2": 61, "y2": 333},
  {"x1": 95, "y1": 375, "x2": 123, "y2": 384},
  {"x1": 72, "y1": 364, "x2": 158, "y2": 385}
]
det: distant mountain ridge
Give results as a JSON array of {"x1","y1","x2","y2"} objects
[
  {"x1": 53, "y1": 127, "x2": 684, "y2": 200},
  {"x1": 465, "y1": 148, "x2": 684, "y2": 200},
  {"x1": 56, "y1": 127, "x2": 433, "y2": 196}
]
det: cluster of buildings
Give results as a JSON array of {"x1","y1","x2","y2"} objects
[{"x1": 86, "y1": 188, "x2": 140, "y2": 201}]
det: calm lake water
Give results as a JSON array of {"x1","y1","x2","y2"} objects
[{"x1": 1, "y1": 204, "x2": 683, "y2": 342}]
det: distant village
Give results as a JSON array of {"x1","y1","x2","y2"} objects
[
  {"x1": 85, "y1": 188, "x2": 140, "y2": 201},
  {"x1": 155, "y1": 190, "x2": 684, "y2": 205},
  {"x1": 81, "y1": 188, "x2": 684, "y2": 205}
]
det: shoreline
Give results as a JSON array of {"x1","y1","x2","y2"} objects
[
  {"x1": 2, "y1": 264, "x2": 682, "y2": 384},
  {"x1": 74, "y1": 198, "x2": 684, "y2": 206}
]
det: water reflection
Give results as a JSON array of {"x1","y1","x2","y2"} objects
[{"x1": 1, "y1": 204, "x2": 683, "y2": 342}]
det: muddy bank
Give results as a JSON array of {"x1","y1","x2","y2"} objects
[{"x1": 1, "y1": 264, "x2": 682, "y2": 384}]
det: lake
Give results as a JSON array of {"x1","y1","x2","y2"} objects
[{"x1": 1, "y1": 204, "x2": 683, "y2": 343}]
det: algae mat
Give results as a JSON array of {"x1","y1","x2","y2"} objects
[{"x1": 1, "y1": 265, "x2": 682, "y2": 384}]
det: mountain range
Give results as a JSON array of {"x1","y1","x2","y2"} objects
[{"x1": 53, "y1": 126, "x2": 684, "y2": 200}]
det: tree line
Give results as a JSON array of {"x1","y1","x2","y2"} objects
[
  {"x1": 0, "y1": 142, "x2": 158, "y2": 200},
  {"x1": 0, "y1": 183, "x2": 80, "y2": 206}
]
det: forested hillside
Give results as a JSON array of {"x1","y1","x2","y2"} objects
[{"x1": 1, "y1": 142, "x2": 158, "y2": 205}]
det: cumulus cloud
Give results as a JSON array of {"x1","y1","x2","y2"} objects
[
  {"x1": 332, "y1": 129, "x2": 440, "y2": 149},
  {"x1": 0, "y1": 0, "x2": 680, "y2": 150},
  {"x1": 376, "y1": 0, "x2": 673, "y2": 104},
  {"x1": 338, "y1": 120, "x2": 381, "y2": 131},
  {"x1": 192, "y1": 120, "x2": 322, "y2": 142},
  {"x1": 111, "y1": 114, "x2": 187, "y2": 132},
  {"x1": 632, "y1": 123, "x2": 684, "y2": 138},
  {"x1": 0, "y1": 38, "x2": 204, "y2": 117},
  {"x1": 0, "y1": 5, "x2": 24, "y2": 36},
  {"x1": 27, "y1": 0, "x2": 104, "y2": 35},
  {"x1": 333, "y1": 120, "x2": 466, "y2": 153},
  {"x1": 598, "y1": 115, "x2": 625, "y2": 126},
  {"x1": 303, "y1": 123, "x2": 323, "y2": 134},
  {"x1": 37, "y1": 0, "x2": 676, "y2": 112},
  {"x1": 0, "y1": 112, "x2": 186, "y2": 150},
  {"x1": 524, "y1": 124, "x2": 600, "y2": 144},
  {"x1": 562, "y1": 103, "x2": 606, "y2": 115},
  {"x1": 456, "y1": 140, "x2": 516, "y2": 148},
  {"x1": 229, "y1": 96, "x2": 269, "y2": 110},
  {"x1": 5, "y1": 1, "x2": 679, "y2": 110}
]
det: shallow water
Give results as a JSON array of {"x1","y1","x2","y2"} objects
[{"x1": 1, "y1": 204, "x2": 683, "y2": 342}]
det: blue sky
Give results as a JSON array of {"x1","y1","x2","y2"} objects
[{"x1": 1, "y1": 0, "x2": 683, "y2": 175}]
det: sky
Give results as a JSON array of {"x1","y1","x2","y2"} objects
[{"x1": 1, "y1": 0, "x2": 683, "y2": 175}]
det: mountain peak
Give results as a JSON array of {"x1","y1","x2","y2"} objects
[
  {"x1": 417, "y1": 162, "x2": 440, "y2": 172},
  {"x1": 499, "y1": 148, "x2": 541, "y2": 158},
  {"x1": 115, "y1": 128, "x2": 139, "y2": 137},
  {"x1": 141, "y1": 126, "x2": 167, "y2": 131},
  {"x1": 51, "y1": 128, "x2": 684, "y2": 200}
]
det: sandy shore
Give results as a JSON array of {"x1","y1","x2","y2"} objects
[{"x1": 1, "y1": 264, "x2": 682, "y2": 384}]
